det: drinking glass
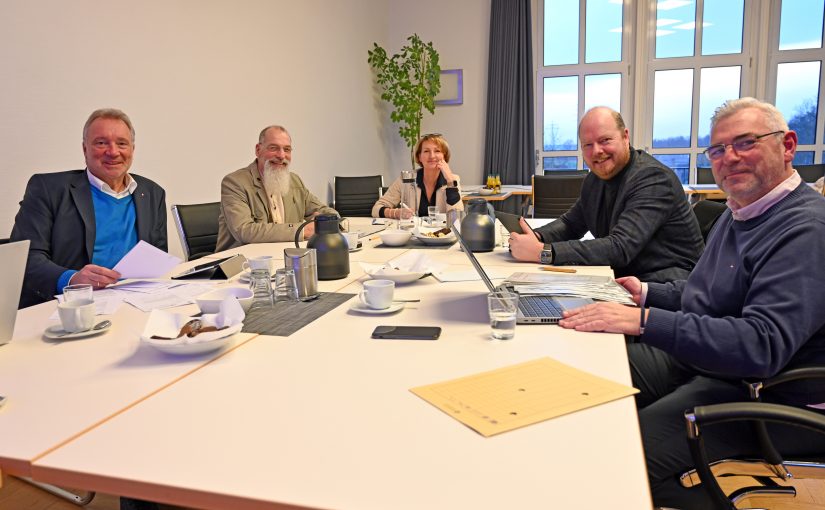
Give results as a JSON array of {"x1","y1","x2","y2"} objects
[
  {"x1": 488, "y1": 292, "x2": 518, "y2": 340},
  {"x1": 63, "y1": 283, "x2": 93, "y2": 304},
  {"x1": 427, "y1": 206, "x2": 437, "y2": 225},
  {"x1": 274, "y1": 268, "x2": 299, "y2": 302},
  {"x1": 248, "y1": 269, "x2": 275, "y2": 311}
]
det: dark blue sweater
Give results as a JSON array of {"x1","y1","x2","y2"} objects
[{"x1": 644, "y1": 183, "x2": 825, "y2": 403}]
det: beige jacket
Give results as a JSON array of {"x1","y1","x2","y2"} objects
[
  {"x1": 217, "y1": 161, "x2": 337, "y2": 251},
  {"x1": 371, "y1": 172, "x2": 463, "y2": 218}
]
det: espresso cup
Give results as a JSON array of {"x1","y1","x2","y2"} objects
[
  {"x1": 57, "y1": 299, "x2": 96, "y2": 333},
  {"x1": 358, "y1": 279, "x2": 395, "y2": 310},
  {"x1": 243, "y1": 256, "x2": 275, "y2": 274}
]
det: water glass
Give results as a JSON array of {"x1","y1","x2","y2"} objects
[
  {"x1": 427, "y1": 206, "x2": 437, "y2": 225},
  {"x1": 63, "y1": 283, "x2": 93, "y2": 303},
  {"x1": 488, "y1": 292, "x2": 518, "y2": 340},
  {"x1": 274, "y1": 268, "x2": 299, "y2": 302},
  {"x1": 248, "y1": 268, "x2": 275, "y2": 311}
]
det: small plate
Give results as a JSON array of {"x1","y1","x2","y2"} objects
[
  {"x1": 365, "y1": 270, "x2": 426, "y2": 284},
  {"x1": 44, "y1": 323, "x2": 111, "y2": 340},
  {"x1": 478, "y1": 188, "x2": 495, "y2": 196},
  {"x1": 413, "y1": 232, "x2": 457, "y2": 246},
  {"x1": 141, "y1": 324, "x2": 242, "y2": 355},
  {"x1": 349, "y1": 301, "x2": 404, "y2": 314},
  {"x1": 349, "y1": 246, "x2": 363, "y2": 253}
]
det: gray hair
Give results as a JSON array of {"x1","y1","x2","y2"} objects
[
  {"x1": 710, "y1": 97, "x2": 789, "y2": 132},
  {"x1": 83, "y1": 108, "x2": 135, "y2": 142},
  {"x1": 258, "y1": 125, "x2": 292, "y2": 144}
]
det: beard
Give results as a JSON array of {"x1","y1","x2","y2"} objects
[{"x1": 262, "y1": 159, "x2": 291, "y2": 196}]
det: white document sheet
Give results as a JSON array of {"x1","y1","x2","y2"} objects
[{"x1": 113, "y1": 241, "x2": 182, "y2": 278}]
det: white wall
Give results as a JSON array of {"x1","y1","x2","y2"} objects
[
  {"x1": 0, "y1": 0, "x2": 490, "y2": 258},
  {"x1": 382, "y1": 0, "x2": 491, "y2": 183}
]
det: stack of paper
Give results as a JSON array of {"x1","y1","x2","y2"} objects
[{"x1": 506, "y1": 272, "x2": 635, "y2": 305}]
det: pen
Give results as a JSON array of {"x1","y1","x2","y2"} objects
[
  {"x1": 369, "y1": 235, "x2": 380, "y2": 241},
  {"x1": 539, "y1": 266, "x2": 577, "y2": 273}
]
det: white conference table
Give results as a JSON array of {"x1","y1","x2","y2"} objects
[{"x1": 2, "y1": 220, "x2": 652, "y2": 509}]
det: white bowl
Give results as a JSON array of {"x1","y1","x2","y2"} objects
[
  {"x1": 479, "y1": 188, "x2": 495, "y2": 196},
  {"x1": 196, "y1": 287, "x2": 254, "y2": 314},
  {"x1": 379, "y1": 229, "x2": 412, "y2": 247}
]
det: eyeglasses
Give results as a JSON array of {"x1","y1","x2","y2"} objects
[
  {"x1": 703, "y1": 131, "x2": 784, "y2": 161},
  {"x1": 420, "y1": 133, "x2": 443, "y2": 139}
]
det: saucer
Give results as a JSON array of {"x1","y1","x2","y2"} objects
[
  {"x1": 348, "y1": 301, "x2": 404, "y2": 314},
  {"x1": 44, "y1": 322, "x2": 111, "y2": 340}
]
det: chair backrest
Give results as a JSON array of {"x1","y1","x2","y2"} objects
[
  {"x1": 795, "y1": 164, "x2": 825, "y2": 183},
  {"x1": 171, "y1": 202, "x2": 221, "y2": 261},
  {"x1": 531, "y1": 171, "x2": 588, "y2": 218},
  {"x1": 692, "y1": 200, "x2": 727, "y2": 241},
  {"x1": 696, "y1": 167, "x2": 715, "y2": 184},
  {"x1": 333, "y1": 175, "x2": 384, "y2": 217}
]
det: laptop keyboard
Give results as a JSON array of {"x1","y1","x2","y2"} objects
[{"x1": 519, "y1": 296, "x2": 564, "y2": 318}]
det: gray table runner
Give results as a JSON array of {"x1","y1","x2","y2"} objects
[{"x1": 242, "y1": 292, "x2": 354, "y2": 336}]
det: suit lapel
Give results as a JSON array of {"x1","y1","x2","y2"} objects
[
  {"x1": 250, "y1": 165, "x2": 273, "y2": 222},
  {"x1": 68, "y1": 174, "x2": 96, "y2": 260},
  {"x1": 132, "y1": 176, "x2": 153, "y2": 242}
]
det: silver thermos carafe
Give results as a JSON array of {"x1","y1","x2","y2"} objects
[{"x1": 283, "y1": 248, "x2": 319, "y2": 301}]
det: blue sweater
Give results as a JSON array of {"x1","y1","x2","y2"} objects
[
  {"x1": 56, "y1": 187, "x2": 138, "y2": 292},
  {"x1": 644, "y1": 183, "x2": 825, "y2": 401}
]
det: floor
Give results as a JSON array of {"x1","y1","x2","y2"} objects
[
  {"x1": 4, "y1": 471, "x2": 825, "y2": 509},
  {"x1": 0, "y1": 474, "x2": 190, "y2": 510}
]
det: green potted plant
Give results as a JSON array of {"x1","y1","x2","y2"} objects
[{"x1": 368, "y1": 34, "x2": 441, "y2": 170}]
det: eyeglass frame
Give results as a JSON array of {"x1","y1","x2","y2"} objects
[{"x1": 702, "y1": 131, "x2": 785, "y2": 161}]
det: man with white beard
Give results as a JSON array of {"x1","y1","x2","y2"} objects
[{"x1": 217, "y1": 125, "x2": 338, "y2": 251}]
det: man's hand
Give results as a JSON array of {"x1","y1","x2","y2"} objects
[
  {"x1": 558, "y1": 302, "x2": 641, "y2": 334},
  {"x1": 508, "y1": 217, "x2": 543, "y2": 262},
  {"x1": 615, "y1": 276, "x2": 643, "y2": 305},
  {"x1": 302, "y1": 221, "x2": 316, "y2": 239},
  {"x1": 70, "y1": 264, "x2": 121, "y2": 289}
]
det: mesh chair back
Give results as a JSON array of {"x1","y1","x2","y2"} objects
[
  {"x1": 696, "y1": 167, "x2": 715, "y2": 184},
  {"x1": 171, "y1": 202, "x2": 221, "y2": 261},
  {"x1": 795, "y1": 164, "x2": 825, "y2": 183},
  {"x1": 531, "y1": 172, "x2": 588, "y2": 218},
  {"x1": 334, "y1": 175, "x2": 384, "y2": 217},
  {"x1": 692, "y1": 200, "x2": 727, "y2": 241}
]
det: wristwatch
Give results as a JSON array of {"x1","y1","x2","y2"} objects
[{"x1": 540, "y1": 247, "x2": 554, "y2": 265}]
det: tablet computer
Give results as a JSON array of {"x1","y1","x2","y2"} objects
[{"x1": 494, "y1": 211, "x2": 525, "y2": 234}]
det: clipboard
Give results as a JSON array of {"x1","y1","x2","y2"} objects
[{"x1": 171, "y1": 254, "x2": 247, "y2": 280}]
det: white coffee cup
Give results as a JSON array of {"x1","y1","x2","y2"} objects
[
  {"x1": 344, "y1": 232, "x2": 360, "y2": 250},
  {"x1": 243, "y1": 256, "x2": 276, "y2": 274},
  {"x1": 359, "y1": 279, "x2": 395, "y2": 310},
  {"x1": 57, "y1": 299, "x2": 96, "y2": 333}
]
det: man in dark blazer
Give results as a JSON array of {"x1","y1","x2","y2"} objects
[
  {"x1": 10, "y1": 108, "x2": 166, "y2": 308},
  {"x1": 508, "y1": 107, "x2": 703, "y2": 283}
]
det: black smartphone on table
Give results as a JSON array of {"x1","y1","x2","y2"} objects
[
  {"x1": 371, "y1": 326, "x2": 441, "y2": 340},
  {"x1": 495, "y1": 211, "x2": 540, "y2": 240}
]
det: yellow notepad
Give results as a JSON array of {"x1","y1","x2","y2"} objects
[{"x1": 411, "y1": 357, "x2": 638, "y2": 437}]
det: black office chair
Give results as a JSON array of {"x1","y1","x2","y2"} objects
[
  {"x1": 171, "y1": 202, "x2": 221, "y2": 261},
  {"x1": 795, "y1": 164, "x2": 825, "y2": 183},
  {"x1": 531, "y1": 171, "x2": 588, "y2": 218},
  {"x1": 692, "y1": 200, "x2": 727, "y2": 242},
  {"x1": 333, "y1": 175, "x2": 384, "y2": 217},
  {"x1": 680, "y1": 367, "x2": 825, "y2": 509}
]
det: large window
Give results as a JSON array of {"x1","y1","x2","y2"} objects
[{"x1": 538, "y1": 0, "x2": 825, "y2": 183}]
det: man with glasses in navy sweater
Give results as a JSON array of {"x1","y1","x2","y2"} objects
[
  {"x1": 11, "y1": 108, "x2": 167, "y2": 308},
  {"x1": 558, "y1": 97, "x2": 825, "y2": 509}
]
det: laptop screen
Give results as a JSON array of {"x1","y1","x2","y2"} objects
[{"x1": 450, "y1": 224, "x2": 499, "y2": 294}]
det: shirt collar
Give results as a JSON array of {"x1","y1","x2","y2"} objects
[
  {"x1": 727, "y1": 170, "x2": 801, "y2": 221},
  {"x1": 86, "y1": 169, "x2": 137, "y2": 199}
]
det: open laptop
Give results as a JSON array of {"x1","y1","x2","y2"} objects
[
  {"x1": 0, "y1": 240, "x2": 30, "y2": 345},
  {"x1": 451, "y1": 225, "x2": 591, "y2": 324}
]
